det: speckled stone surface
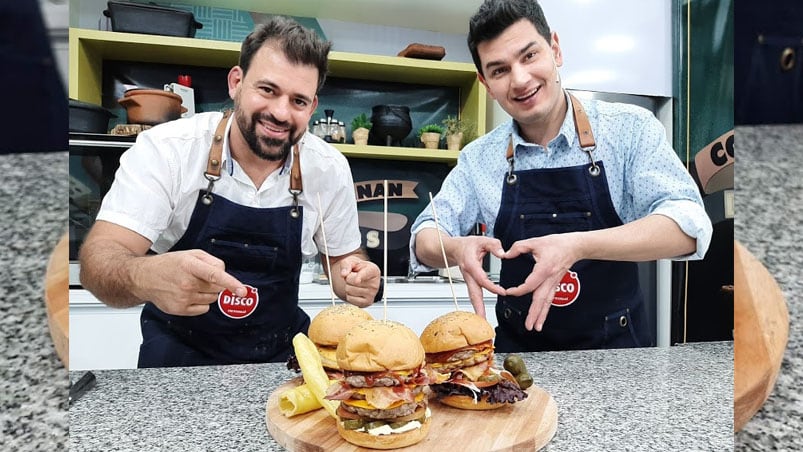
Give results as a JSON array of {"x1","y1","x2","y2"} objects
[
  {"x1": 0, "y1": 152, "x2": 69, "y2": 450},
  {"x1": 734, "y1": 124, "x2": 803, "y2": 451},
  {"x1": 68, "y1": 342, "x2": 732, "y2": 451}
]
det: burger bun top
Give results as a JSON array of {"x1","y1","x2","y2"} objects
[
  {"x1": 308, "y1": 304, "x2": 373, "y2": 346},
  {"x1": 419, "y1": 310, "x2": 495, "y2": 353},
  {"x1": 336, "y1": 320, "x2": 424, "y2": 372}
]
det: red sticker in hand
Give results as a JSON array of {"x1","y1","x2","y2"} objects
[
  {"x1": 552, "y1": 271, "x2": 580, "y2": 307},
  {"x1": 218, "y1": 285, "x2": 259, "y2": 319}
]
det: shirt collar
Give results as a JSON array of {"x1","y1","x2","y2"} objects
[
  {"x1": 508, "y1": 90, "x2": 578, "y2": 154},
  {"x1": 221, "y1": 114, "x2": 303, "y2": 176}
]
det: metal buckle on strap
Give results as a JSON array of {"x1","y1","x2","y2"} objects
[
  {"x1": 202, "y1": 172, "x2": 219, "y2": 205},
  {"x1": 506, "y1": 157, "x2": 518, "y2": 185},
  {"x1": 568, "y1": 92, "x2": 600, "y2": 177},
  {"x1": 288, "y1": 188, "x2": 301, "y2": 218},
  {"x1": 583, "y1": 144, "x2": 601, "y2": 177},
  {"x1": 505, "y1": 134, "x2": 518, "y2": 185}
]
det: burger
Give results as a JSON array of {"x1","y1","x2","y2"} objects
[
  {"x1": 420, "y1": 310, "x2": 528, "y2": 410},
  {"x1": 324, "y1": 320, "x2": 433, "y2": 449},
  {"x1": 308, "y1": 304, "x2": 373, "y2": 375}
]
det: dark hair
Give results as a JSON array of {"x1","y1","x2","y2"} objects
[
  {"x1": 239, "y1": 16, "x2": 332, "y2": 93},
  {"x1": 468, "y1": 0, "x2": 552, "y2": 75}
]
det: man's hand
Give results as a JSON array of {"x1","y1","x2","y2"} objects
[
  {"x1": 503, "y1": 233, "x2": 582, "y2": 331},
  {"x1": 132, "y1": 249, "x2": 246, "y2": 316},
  {"x1": 451, "y1": 235, "x2": 507, "y2": 318},
  {"x1": 334, "y1": 255, "x2": 381, "y2": 307}
]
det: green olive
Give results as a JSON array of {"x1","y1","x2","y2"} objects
[
  {"x1": 503, "y1": 354, "x2": 526, "y2": 375},
  {"x1": 516, "y1": 372, "x2": 534, "y2": 390},
  {"x1": 342, "y1": 419, "x2": 365, "y2": 430}
]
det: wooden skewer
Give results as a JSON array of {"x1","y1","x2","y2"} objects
[
  {"x1": 316, "y1": 193, "x2": 336, "y2": 305},
  {"x1": 383, "y1": 180, "x2": 388, "y2": 320},
  {"x1": 428, "y1": 192, "x2": 459, "y2": 310}
]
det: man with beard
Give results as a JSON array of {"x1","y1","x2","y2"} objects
[{"x1": 79, "y1": 16, "x2": 381, "y2": 368}]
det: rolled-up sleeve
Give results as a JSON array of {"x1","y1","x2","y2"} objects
[{"x1": 651, "y1": 199, "x2": 712, "y2": 260}]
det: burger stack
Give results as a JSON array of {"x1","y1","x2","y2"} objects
[
  {"x1": 325, "y1": 320, "x2": 436, "y2": 449},
  {"x1": 419, "y1": 310, "x2": 528, "y2": 410}
]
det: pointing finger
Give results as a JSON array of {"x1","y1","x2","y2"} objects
[{"x1": 190, "y1": 259, "x2": 246, "y2": 297}]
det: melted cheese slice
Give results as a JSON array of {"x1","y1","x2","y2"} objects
[{"x1": 343, "y1": 391, "x2": 425, "y2": 410}]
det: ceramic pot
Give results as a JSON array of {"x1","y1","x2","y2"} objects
[
  {"x1": 420, "y1": 132, "x2": 441, "y2": 149},
  {"x1": 369, "y1": 105, "x2": 412, "y2": 146},
  {"x1": 352, "y1": 127, "x2": 370, "y2": 146},
  {"x1": 118, "y1": 89, "x2": 187, "y2": 125},
  {"x1": 446, "y1": 132, "x2": 463, "y2": 151}
]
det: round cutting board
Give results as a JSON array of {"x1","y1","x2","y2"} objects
[
  {"x1": 266, "y1": 380, "x2": 557, "y2": 451},
  {"x1": 734, "y1": 241, "x2": 789, "y2": 431},
  {"x1": 44, "y1": 232, "x2": 69, "y2": 368}
]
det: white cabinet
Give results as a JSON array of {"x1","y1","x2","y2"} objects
[{"x1": 69, "y1": 284, "x2": 498, "y2": 371}]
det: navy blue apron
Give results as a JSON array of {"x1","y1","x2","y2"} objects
[
  {"x1": 493, "y1": 94, "x2": 654, "y2": 352},
  {"x1": 138, "y1": 112, "x2": 309, "y2": 367}
]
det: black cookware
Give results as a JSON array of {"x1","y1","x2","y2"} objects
[
  {"x1": 69, "y1": 99, "x2": 116, "y2": 134},
  {"x1": 369, "y1": 105, "x2": 412, "y2": 146}
]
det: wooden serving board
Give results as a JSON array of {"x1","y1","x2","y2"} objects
[
  {"x1": 734, "y1": 241, "x2": 789, "y2": 431},
  {"x1": 266, "y1": 381, "x2": 557, "y2": 451},
  {"x1": 44, "y1": 232, "x2": 69, "y2": 368}
]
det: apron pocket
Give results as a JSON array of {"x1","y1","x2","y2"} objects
[
  {"x1": 521, "y1": 211, "x2": 593, "y2": 235},
  {"x1": 208, "y1": 238, "x2": 278, "y2": 272}
]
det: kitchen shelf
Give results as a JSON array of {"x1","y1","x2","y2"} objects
[
  {"x1": 69, "y1": 28, "x2": 485, "y2": 164},
  {"x1": 334, "y1": 144, "x2": 459, "y2": 163}
]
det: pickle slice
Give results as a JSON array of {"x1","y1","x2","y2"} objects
[
  {"x1": 342, "y1": 419, "x2": 365, "y2": 430},
  {"x1": 365, "y1": 421, "x2": 387, "y2": 430},
  {"x1": 388, "y1": 420, "x2": 409, "y2": 429}
]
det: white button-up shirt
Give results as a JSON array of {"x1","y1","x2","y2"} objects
[{"x1": 97, "y1": 111, "x2": 361, "y2": 258}]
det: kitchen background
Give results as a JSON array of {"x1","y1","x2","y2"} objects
[
  {"x1": 0, "y1": 0, "x2": 748, "y2": 451},
  {"x1": 66, "y1": 0, "x2": 732, "y2": 372}
]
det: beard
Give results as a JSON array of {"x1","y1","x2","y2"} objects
[{"x1": 235, "y1": 108, "x2": 302, "y2": 162}]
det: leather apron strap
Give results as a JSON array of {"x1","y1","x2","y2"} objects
[
  {"x1": 289, "y1": 144, "x2": 302, "y2": 193},
  {"x1": 202, "y1": 110, "x2": 303, "y2": 207},
  {"x1": 505, "y1": 91, "x2": 600, "y2": 179},
  {"x1": 505, "y1": 91, "x2": 596, "y2": 160},
  {"x1": 568, "y1": 92, "x2": 595, "y2": 149},
  {"x1": 206, "y1": 110, "x2": 230, "y2": 177}
]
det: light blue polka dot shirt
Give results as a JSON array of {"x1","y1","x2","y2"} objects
[{"x1": 409, "y1": 96, "x2": 713, "y2": 273}]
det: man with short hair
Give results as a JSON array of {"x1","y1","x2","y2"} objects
[
  {"x1": 80, "y1": 16, "x2": 381, "y2": 367},
  {"x1": 411, "y1": 0, "x2": 712, "y2": 352}
]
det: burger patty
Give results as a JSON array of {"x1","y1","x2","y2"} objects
[
  {"x1": 344, "y1": 375, "x2": 398, "y2": 388},
  {"x1": 436, "y1": 349, "x2": 491, "y2": 372},
  {"x1": 347, "y1": 385, "x2": 428, "y2": 401},
  {"x1": 342, "y1": 401, "x2": 421, "y2": 420}
]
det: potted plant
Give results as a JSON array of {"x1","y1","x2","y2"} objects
[
  {"x1": 442, "y1": 115, "x2": 476, "y2": 151},
  {"x1": 350, "y1": 113, "x2": 372, "y2": 146},
  {"x1": 418, "y1": 124, "x2": 444, "y2": 149}
]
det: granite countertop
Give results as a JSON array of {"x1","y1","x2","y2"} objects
[
  {"x1": 68, "y1": 341, "x2": 732, "y2": 451},
  {"x1": 16, "y1": 125, "x2": 803, "y2": 451},
  {"x1": 0, "y1": 152, "x2": 69, "y2": 450},
  {"x1": 734, "y1": 124, "x2": 803, "y2": 451}
]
